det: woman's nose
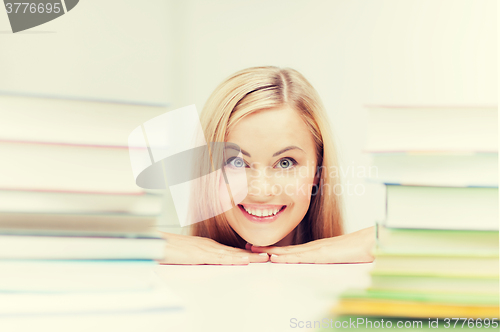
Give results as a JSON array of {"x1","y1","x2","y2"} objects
[{"x1": 247, "y1": 167, "x2": 275, "y2": 196}]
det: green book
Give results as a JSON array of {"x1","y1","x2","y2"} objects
[
  {"x1": 371, "y1": 247, "x2": 499, "y2": 277},
  {"x1": 376, "y1": 225, "x2": 499, "y2": 255},
  {"x1": 340, "y1": 289, "x2": 499, "y2": 306},
  {"x1": 369, "y1": 272, "x2": 499, "y2": 295}
]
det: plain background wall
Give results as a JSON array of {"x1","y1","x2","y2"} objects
[
  {"x1": 0, "y1": 0, "x2": 496, "y2": 234},
  {"x1": 0, "y1": 0, "x2": 174, "y2": 104},
  {"x1": 164, "y1": 0, "x2": 497, "y2": 233}
]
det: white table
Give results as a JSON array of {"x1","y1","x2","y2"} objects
[{"x1": 154, "y1": 262, "x2": 374, "y2": 332}]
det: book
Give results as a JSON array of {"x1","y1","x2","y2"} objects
[
  {"x1": 369, "y1": 272, "x2": 499, "y2": 295},
  {"x1": 324, "y1": 290, "x2": 499, "y2": 331},
  {"x1": 0, "y1": 212, "x2": 160, "y2": 236},
  {"x1": 371, "y1": 249, "x2": 499, "y2": 277},
  {"x1": 0, "y1": 140, "x2": 143, "y2": 194},
  {"x1": 332, "y1": 290, "x2": 499, "y2": 321},
  {"x1": 333, "y1": 299, "x2": 498, "y2": 319},
  {"x1": 0, "y1": 259, "x2": 162, "y2": 292},
  {"x1": 0, "y1": 234, "x2": 166, "y2": 259},
  {"x1": 0, "y1": 94, "x2": 168, "y2": 147},
  {"x1": 365, "y1": 105, "x2": 497, "y2": 152},
  {"x1": 376, "y1": 225, "x2": 499, "y2": 255},
  {"x1": 0, "y1": 190, "x2": 162, "y2": 215},
  {"x1": 384, "y1": 185, "x2": 499, "y2": 230},
  {"x1": 368, "y1": 152, "x2": 498, "y2": 187},
  {"x1": 335, "y1": 104, "x2": 500, "y2": 328},
  {"x1": 339, "y1": 289, "x2": 499, "y2": 306}
]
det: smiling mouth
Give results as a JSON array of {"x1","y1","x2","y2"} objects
[{"x1": 237, "y1": 204, "x2": 287, "y2": 223}]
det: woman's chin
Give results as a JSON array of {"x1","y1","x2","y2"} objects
[
  {"x1": 248, "y1": 240, "x2": 275, "y2": 247},
  {"x1": 244, "y1": 236, "x2": 284, "y2": 247}
]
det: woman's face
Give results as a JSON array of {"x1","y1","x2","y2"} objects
[{"x1": 223, "y1": 107, "x2": 318, "y2": 246}]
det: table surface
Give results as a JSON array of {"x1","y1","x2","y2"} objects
[{"x1": 154, "y1": 262, "x2": 374, "y2": 332}]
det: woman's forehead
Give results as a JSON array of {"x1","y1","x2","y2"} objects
[{"x1": 226, "y1": 107, "x2": 315, "y2": 155}]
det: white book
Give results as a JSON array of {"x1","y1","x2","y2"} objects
[
  {"x1": 0, "y1": 212, "x2": 160, "y2": 236},
  {"x1": 368, "y1": 152, "x2": 498, "y2": 187},
  {"x1": 365, "y1": 105, "x2": 498, "y2": 152},
  {"x1": 0, "y1": 141, "x2": 142, "y2": 193},
  {"x1": 0, "y1": 190, "x2": 162, "y2": 215},
  {"x1": 384, "y1": 185, "x2": 499, "y2": 231},
  {"x1": 0, "y1": 234, "x2": 166, "y2": 260},
  {"x1": 0, "y1": 94, "x2": 168, "y2": 147},
  {"x1": 0, "y1": 260, "x2": 162, "y2": 292}
]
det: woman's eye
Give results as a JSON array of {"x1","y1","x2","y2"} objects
[
  {"x1": 225, "y1": 157, "x2": 246, "y2": 168},
  {"x1": 276, "y1": 158, "x2": 297, "y2": 169}
]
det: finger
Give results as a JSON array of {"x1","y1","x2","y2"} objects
[
  {"x1": 269, "y1": 251, "x2": 317, "y2": 264},
  {"x1": 158, "y1": 243, "x2": 204, "y2": 265},
  {"x1": 199, "y1": 244, "x2": 269, "y2": 264},
  {"x1": 203, "y1": 251, "x2": 271, "y2": 264},
  {"x1": 203, "y1": 253, "x2": 250, "y2": 265},
  {"x1": 169, "y1": 235, "x2": 248, "y2": 254},
  {"x1": 207, "y1": 243, "x2": 250, "y2": 253},
  {"x1": 250, "y1": 243, "x2": 313, "y2": 254},
  {"x1": 208, "y1": 248, "x2": 268, "y2": 263},
  {"x1": 250, "y1": 252, "x2": 269, "y2": 263},
  {"x1": 245, "y1": 243, "x2": 252, "y2": 250}
]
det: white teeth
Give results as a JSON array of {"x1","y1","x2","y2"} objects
[{"x1": 241, "y1": 206, "x2": 283, "y2": 217}]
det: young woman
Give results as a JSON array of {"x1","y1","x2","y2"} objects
[{"x1": 160, "y1": 66, "x2": 375, "y2": 265}]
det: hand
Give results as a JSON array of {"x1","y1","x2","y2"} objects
[
  {"x1": 248, "y1": 226, "x2": 376, "y2": 264},
  {"x1": 157, "y1": 231, "x2": 269, "y2": 265}
]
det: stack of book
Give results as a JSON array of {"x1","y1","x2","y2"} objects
[
  {"x1": 323, "y1": 105, "x2": 499, "y2": 331},
  {"x1": 0, "y1": 94, "x2": 184, "y2": 329},
  {"x1": 0, "y1": 93, "x2": 168, "y2": 259}
]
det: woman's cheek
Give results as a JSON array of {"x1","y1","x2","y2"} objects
[
  {"x1": 275, "y1": 167, "x2": 315, "y2": 201},
  {"x1": 218, "y1": 166, "x2": 248, "y2": 214},
  {"x1": 217, "y1": 172, "x2": 233, "y2": 213}
]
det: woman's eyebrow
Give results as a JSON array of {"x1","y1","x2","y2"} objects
[
  {"x1": 272, "y1": 146, "x2": 304, "y2": 157},
  {"x1": 225, "y1": 145, "x2": 251, "y2": 157},
  {"x1": 225, "y1": 145, "x2": 304, "y2": 158}
]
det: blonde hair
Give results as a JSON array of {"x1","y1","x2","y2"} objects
[{"x1": 190, "y1": 66, "x2": 344, "y2": 248}]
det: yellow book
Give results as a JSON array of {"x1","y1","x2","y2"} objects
[{"x1": 333, "y1": 298, "x2": 499, "y2": 319}]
